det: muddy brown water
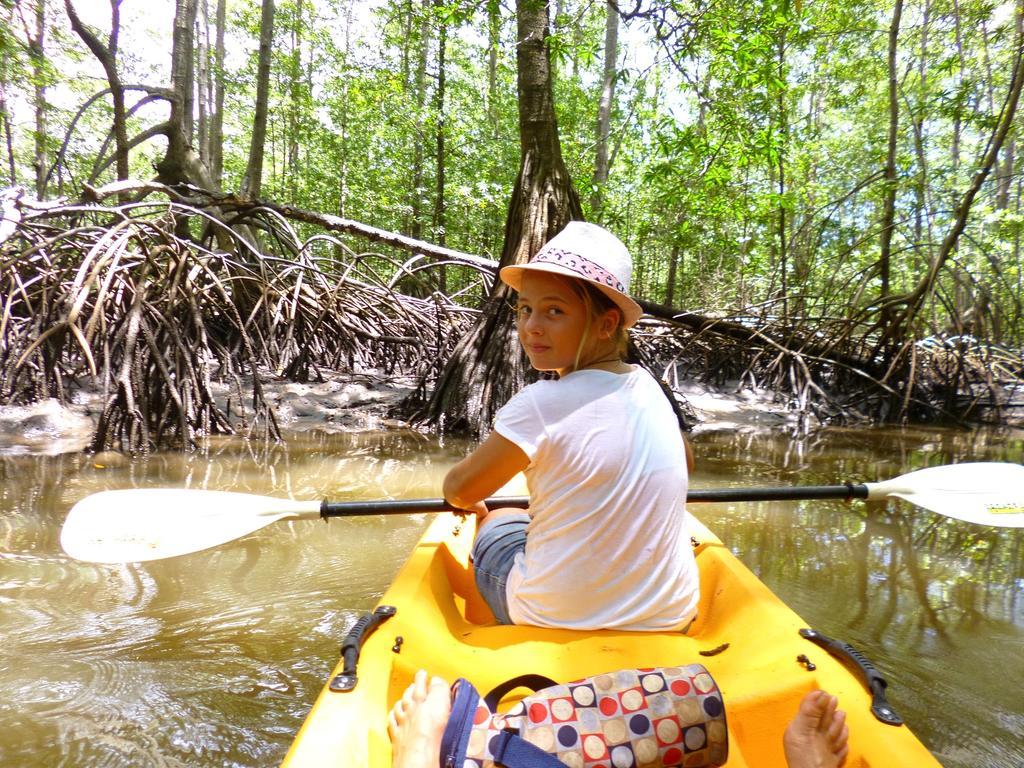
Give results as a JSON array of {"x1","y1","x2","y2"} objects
[{"x1": 1, "y1": 425, "x2": 1022, "y2": 767}]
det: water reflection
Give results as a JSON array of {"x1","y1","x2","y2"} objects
[
  {"x1": 0, "y1": 425, "x2": 1022, "y2": 766},
  {"x1": 691, "y1": 424, "x2": 1024, "y2": 768},
  {"x1": 0, "y1": 435, "x2": 448, "y2": 766}
]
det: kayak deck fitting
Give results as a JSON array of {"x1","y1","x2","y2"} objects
[{"x1": 282, "y1": 513, "x2": 941, "y2": 767}]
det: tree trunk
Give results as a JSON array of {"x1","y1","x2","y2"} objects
[
  {"x1": 665, "y1": 236, "x2": 680, "y2": 308},
  {"x1": 401, "y1": 0, "x2": 412, "y2": 90},
  {"x1": 287, "y1": 0, "x2": 303, "y2": 200},
  {"x1": 179, "y1": 2, "x2": 195, "y2": 140},
  {"x1": 502, "y1": 0, "x2": 583, "y2": 264},
  {"x1": 209, "y1": 0, "x2": 226, "y2": 186},
  {"x1": 409, "y1": 0, "x2": 430, "y2": 239},
  {"x1": 433, "y1": 0, "x2": 447, "y2": 292},
  {"x1": 487, "y1": 0, "x2": 500, "y2": 134},
  {"x1": 417, "y1": 0, "x2": 583, "y2": 435},
  {"x1": 996, "y1": 6, "x2": 1022, "y2": 211},
  {"x1": 774, "y1": 13, "x2": 789, "y2": 324},
  {"x1": 591, "y1": 0, "x2": 617, "y2": 216},
  {"x1": 911, "y1": 0, "x2": 929, "y2": 252},
  {"x1": 997, "y1": 127, "x2": 1016, "y2": 212},
  {"x1": 196, "y1": 0, "x2": 210, "y2": 167},
  {"x1": 878, "y1": 0, "x2": 903, "y2": 332},
  {"x1": 1015, "y1": 177, "x2": 1022, "y2": 323},
  {"x1": 156, "y1": 0, "x2": 212, "y2": 190},
  {"x1": 240, "y1": 0, "x2": 275, "y2": 198},
  {"x1": 337, "y1": 0, "x2": 353, "y2": 218},
  {"x1": 0, "y1": 39, "x2": 14, "y2": 185},
  {"x1": 0, "y1": 89, "x2": 13, "y2": 186},
  {"x1": 65, "y1": 0, "x2": 129, "y2": 189},
  {"x1": 31, "y1": 0, "x2": 48, "y2": 199},
  {"x1": 951, "y1": 0, "x2": 965, "y2": 185}
]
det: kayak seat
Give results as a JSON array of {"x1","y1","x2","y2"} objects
[
  {"x1": 431, "y1": 514, "x2": 749, "y2": 643},
  {"x1": 435, "y1": 516, "x2": 498, "y2": 625}
]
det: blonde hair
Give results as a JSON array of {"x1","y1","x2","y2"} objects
[{"x1": 567, "y1": 278, "x2": 629, "y2": 373}]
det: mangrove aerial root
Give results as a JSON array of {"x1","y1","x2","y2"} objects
[
  {"x1": 2, "y1": 181, "x2": 1022, "y2": 451},
  {"x1": 1, "y1": 189, "x2": 478, "y2": 451}
]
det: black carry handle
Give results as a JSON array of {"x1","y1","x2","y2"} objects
[
  {"x1": 330, "y1": 605, "x2": 397, "y2": 693},
  {"x1": 799, "y1": 628, "x2": 903, "y2": 726},
  {"x1": 483, "y1": 673, "x2": 559, "y2": 711}
]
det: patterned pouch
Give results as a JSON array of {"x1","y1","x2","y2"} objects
[{"x1": 438, "y1": 664, "x2": 728, "y2": 768}]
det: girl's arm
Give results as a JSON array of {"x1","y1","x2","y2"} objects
[{"x1": 443, "y1": 431, "x2": 529, "y2": 521}]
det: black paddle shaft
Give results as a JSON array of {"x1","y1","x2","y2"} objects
[
  {"x1": 318, "y1": 484, "x2": 871, "y2": 518},
  {"x1": 688, "y1": 483, "x2": 870, "y2": 503}
]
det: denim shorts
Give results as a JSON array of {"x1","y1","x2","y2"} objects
[{"x1": 471, "y1": 512, "x2": 530, "y2": 625}]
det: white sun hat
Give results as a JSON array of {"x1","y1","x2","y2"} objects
[{"x1": 499, "y1": 221, "x2": 644, "y2": 328}]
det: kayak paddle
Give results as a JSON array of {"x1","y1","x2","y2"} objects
[{"x1": 60, "y1": 462, "x2": 1024, "y2": 563}]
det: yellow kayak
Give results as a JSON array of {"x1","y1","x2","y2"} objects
[{"x1": 282, "y1": 512, "x2": 940, "y2": 767}]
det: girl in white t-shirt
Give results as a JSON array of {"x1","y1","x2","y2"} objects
[{"x1": 443, "y1": 221, "x2": 699, "y2": 631}]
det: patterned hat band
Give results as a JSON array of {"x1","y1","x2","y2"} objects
[
  {"x1": 532, "y1": 247, "x2": 628, "y2": 294},
  {"x1": 499, "y1": 221, "x2": 643, "y2": 328}
]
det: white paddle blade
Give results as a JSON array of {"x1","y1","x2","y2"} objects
[
  {"x1": 60, "y1": 489, "x2": 322, "y2": 563},
  {"x1": 869, "y1": 462, "x2": 1024, "y2": 527}
]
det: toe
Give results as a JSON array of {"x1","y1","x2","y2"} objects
[
  {"x1": 412, "y1": 669, "x2": 429, "y2": 702},
  {"x1": 828, "y1": 710, "x2": 847, "y2": 745},
  {"x1": 799, "y1": 690, "x2": 828, "y2": 726},
  {"x1": 819, "y1": 694, "x2": 838, "y2": 730},
  {"x1": 388, "y1": 709, "x2": 398, "y2": 739}
]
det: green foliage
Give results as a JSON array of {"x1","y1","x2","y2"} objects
[{"x1": 0, "y1": 0, "x2": 1020, "y2": 351}]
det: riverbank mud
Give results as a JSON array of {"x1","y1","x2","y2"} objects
[{"x1": 0, "y1": 369, "x2": 798, "y2": 456}]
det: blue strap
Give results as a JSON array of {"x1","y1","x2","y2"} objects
[
  {"x1": 489, "y1": 730, "x2": 565, "y2": 768},
  {"x1": 439, "y1": 678, "x2": 483, "y2": 767}
]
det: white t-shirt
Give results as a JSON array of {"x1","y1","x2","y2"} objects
[{"x1": 493, "y1": 366, "x2": 700, "y2": 631}]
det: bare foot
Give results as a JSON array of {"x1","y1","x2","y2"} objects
[
  {"x1": 783, "y1": 690, "x2": 850, "y2": 768},
  {"x1": 388, "y1": 669, "x2": 452, "y2": 768}
]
